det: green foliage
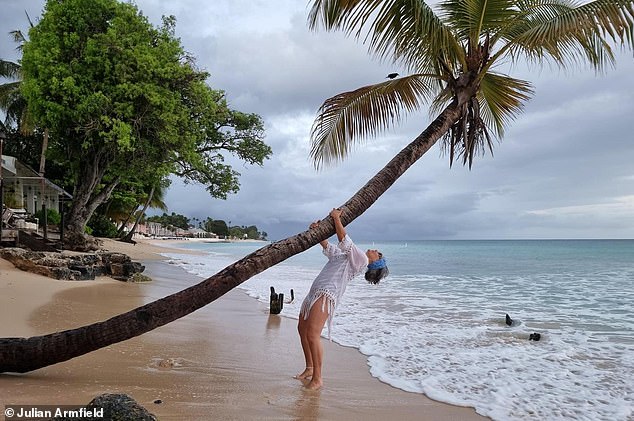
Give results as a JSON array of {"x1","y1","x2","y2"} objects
[
  {"x1": 18, "y1": 0, "x2": 272, "y2": 239},
  {"x1": 34, "y1": 208, "x2": 61, "y2": 226},
  {"x1": 101, "y1": 176, "x2": 169, "y2": 228},
  {"x1": 87, "y1": 214, "x2": 119, "y2": 238},
  {"x1": 147, "y1": 212, "x2": 190, "y2": 231},
  {"x1": 228, "y1": 225, "x2": 266, "y2": 240},
  {"x1": 0, "y1": 57, "x2": 30, "y2": 132},
  {"x1": 148, "y1": 213, "x2": 266, "y2": 240},
  {"x1": 21, "y1": 0, "x2": 270, "y2": 190},
  {"x1": 0, "y1": 128, "x2": 42, "y2": 170},
  {"x1": 2, "y1": 191, "x2": 21, "y2": 209},
  {"x1": 202, "y1": 218, "x2": 229, "y2": 237}
]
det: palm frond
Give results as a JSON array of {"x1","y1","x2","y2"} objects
[
  {"x1": 505, "y1": 0, "x2": 634, "y2": 70},
  {"x1": 10, "y1": 30, "x2": 27, "y2": 53},
  {"x1": 0, "y1": 60, "x2": 21, "y2": 79},
  {"x1": 440, "y1": 94, "x2": 493, "y2": 168},
  {"x1": 478, "y1": 72, "x2": 534, "y2": 138},
  {"x1": 10, "y1": 29, "x2": 27, "y2": 44},
  {"x1": 1, "y1": 90, "x2": 24, "y2": 127},
  {"x1": 9, "y1": 11, "x2": 33, "y2": 53},
  {"x1": 0, "y1": 81, "x2": 21, "y2": 109},
  {"x1": 439, "y1": 0, "x2": 517, "y2": 43},
  {"x1": 310, "y1": 74, "x2": 438, "y2": 168},
  {"x1": 308, "y1": 0, "x2": 465, "y2": 74},
  {"x1": 432, "y1": 69, "x2": 533, "y2": 168},
  {"x1": 435, "y1": 72, "x2": 533, "y2": 167},
  {"x1": 149, "y1": 178, "x2": 170, "y2": 211}
]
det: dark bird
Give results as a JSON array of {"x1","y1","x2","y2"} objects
[
  {"x1": 505, "y1": 314, "x2": 514, "y2": 326},
  {"x1": 386, "y1": 72, "x2": 399, "y2": 79},
  {"x1": 529, "y1": 333, "x2": 541, "y2": 341}
]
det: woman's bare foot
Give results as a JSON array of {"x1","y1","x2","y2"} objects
[
  {"x1": 305, "y1": 378, "x2": 323, "y2": 390},
  {"x1": 294, "y1": 367, "x2": 313, "y2": 380}
]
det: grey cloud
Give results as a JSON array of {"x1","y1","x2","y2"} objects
[{"x1": 193, "y1": 23, "x2": 396, "y2": 117}]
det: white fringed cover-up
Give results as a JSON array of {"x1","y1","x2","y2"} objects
[{"x1": 299, "y1": 234, "x2": 368, "y2": 338}]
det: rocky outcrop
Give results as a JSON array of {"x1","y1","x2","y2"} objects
[
  {"x1": 0, "y1": 248, "x2": 148, "y2": 282},
  {"x1": 51, "y1": 393, "x2": 157, "y2": 420}
]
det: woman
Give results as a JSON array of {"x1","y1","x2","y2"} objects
[{"x1": 296, "y1": 208, "x2": 388, "y2": 390}]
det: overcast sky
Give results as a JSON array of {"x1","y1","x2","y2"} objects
[{"x1": 2, "y1": 0, "x2": 634, "y2": 241}]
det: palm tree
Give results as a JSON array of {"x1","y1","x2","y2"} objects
[
  {"x1": 108, "y1": 178, "x2": 168, "y2": 236},
  {"x1": 120, "y1": 178, "x2": 169, "y2": 243},
  {"x1": 0, "y1": 20, "x2": 36, "y2": 133},
  {"x1": 0, "y1": 58, "x2": 25, "y2": 131},
  {"x1": 308, "y1": 0, "x2": 633, "y2": 169},
  {"x1": 1, "y1": 0, "x2": 632, "y2": 373}
]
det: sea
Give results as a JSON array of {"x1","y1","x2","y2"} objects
[{"x1": 158, "y1": 239, "x2": 633, "y2": 421}]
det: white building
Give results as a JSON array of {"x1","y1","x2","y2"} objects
[{"x1": 1, "y1": 155, "x2": 72, "y2": 214}]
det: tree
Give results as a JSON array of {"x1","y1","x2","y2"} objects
[
  {"x1": 0, "y1": 19, "x2": 35, "y2": 134},
  {"x1": 202, "y1": 218, "x2": 229, "y2": 237},
  {"x1": 119, "y1": 177, "x2": 170, "y2": 243},
  {"x1": 20, "y1": 0, "x2": 271, "y2": 251},
  {"x1": 1, "y1": 0, "x2": 632, "y2": 373},
  {"x1": 244, "y1": 225, "x2": 261, "y2": 240},
  {"x1": 0, "y1": 58, "x2": 23, "y2": 132},
  {"x1": 1, "y1": 24, "x2": 40, "y2": 168},
  {"x1": 1, "y1": 16, "x2": 45, "y2": 174},
  {"x1": 147, "y1": 212, "x2": 190, "y2": 231},
  {"x1": 228, "y1": 224, "x2": 265, "y2": 240}
]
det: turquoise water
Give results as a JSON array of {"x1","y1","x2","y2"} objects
[{"x1": 160, "y1": 239, "x2": 634, "y2": 421}]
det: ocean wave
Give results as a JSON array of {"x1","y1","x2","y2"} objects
[{"x1": 160, "y1": 241, "x2": 634, "y2": 421}]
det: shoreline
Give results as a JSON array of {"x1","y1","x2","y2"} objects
[{"x1": 0, "y1": 238, "x2": 488, "y2": 420}]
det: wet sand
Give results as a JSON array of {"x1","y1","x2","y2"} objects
[{"x1": 0, "y1": 239, "x2": 488, "y2": 420}]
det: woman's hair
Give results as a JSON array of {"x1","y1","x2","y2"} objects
[{"x1": 365, "y1": 266, "x2": 389, "y2": 284}]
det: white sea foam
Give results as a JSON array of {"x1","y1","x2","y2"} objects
[{"x1": 160, "y1": 241, "x2": 634, "y2": 421}]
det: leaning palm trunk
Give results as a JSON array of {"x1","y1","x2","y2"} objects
[
  {"x1": 115, "y1": 209, "x2": 136, "y2": 237},
  {"x1": 121, "y1": 185, "x2": 155, "y2": 243},
  {"x1": 0, "y1": 101, "x2": 463, "y2": 373}
]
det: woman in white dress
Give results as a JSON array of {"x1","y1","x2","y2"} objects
[{"x1": 296, "y1": 208, "x2": 388, "y2": 390}]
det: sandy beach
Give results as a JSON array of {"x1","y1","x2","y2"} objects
[{"x1": 0, "y1": 238, "x2": 489, "y2": 420}]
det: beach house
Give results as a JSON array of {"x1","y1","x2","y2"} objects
[
  {"x1": 1, "y1": 154, "x2": 72, "y2": 243},
  {"x1": 1, "y1": 155, "x2": 72, "y2": 214}
]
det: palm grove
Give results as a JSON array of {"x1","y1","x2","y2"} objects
[
  {"x1": 0, "y1": 0, "x2": 632, "y2": 373},
  {"x1": 146, "y1": 212, "x2": 267, "y2": 240},
  {"x1": 1, "y1": 0, "x2": 272, "y2": 251}
]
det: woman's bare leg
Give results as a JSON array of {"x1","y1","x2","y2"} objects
[
  {"x1": 304, "y1": 296, "x2": 330, "y2": 390},
  {"x1": 295, "y1": 316, "x2": 313, "y2": 379}
]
